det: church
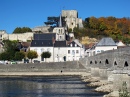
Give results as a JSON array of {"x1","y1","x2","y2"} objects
[{"x1": 30, "y1": 14, "x2": 85, "y2": 62}]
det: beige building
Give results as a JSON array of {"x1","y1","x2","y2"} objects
[
  {"x1": 32, "y1": 25, "x2": 52, "y2": 33},
  {"x1": 2, "y1": 32, "x2": 34, "y2": 42},
  {"x1": 0, "y1": 30, "x2": 7, "y2": 41},
  {"x1": 62, "y1": 10, "x2": 83, "y2": 31}
]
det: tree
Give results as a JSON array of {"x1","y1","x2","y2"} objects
[
  {"x1": 0, "y1": 52, "x2": 10, "y2": 60},
  {"x1": 44, "y1": 16, "x2": 66, "y2": 27},
  {"x1": 119, "y1": 81, "x2": 130, "y2": 97},
  {"x1": 13, "y1": 27, "x2": 32, "y2": 33},
  {"x1": 2, "y1": 40, "x2": 19, "y2": 60},
  {"x1": 27, "y1": 50, "x2": 38, "y2": 63},
  {"x1": 14, "y1": 51, "x2": 25, "y2": 61},
  {"x1": 41, "y1": 52, "x2": 51, "y2": 62}
]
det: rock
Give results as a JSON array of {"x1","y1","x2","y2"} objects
[
  {"x1": 87, "y1": 80, "x2": 109, "y2": 87},
  {"x1": 95, "y1": 84, "x2": 113, "y2": 93},
  {"x1": 103, "y1": 91, "x2": 119, "y2": 97}
]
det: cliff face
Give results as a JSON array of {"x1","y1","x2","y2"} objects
[{"x1": 80, "y1": 36, "x2": 97, "y2": 45}]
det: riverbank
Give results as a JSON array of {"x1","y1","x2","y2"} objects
[{"x1": 81, "y1": 75, "x2": 119, "y2": 97}]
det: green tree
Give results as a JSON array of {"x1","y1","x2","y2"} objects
[
  {"x1": 41, "y1": 52, "x2": 51, "y2": 62},
  {"x1": 27, "y1": 50, "x2": 38, "y2": 63},
  {"x1": 2, "y1": 40, "x2": 18, "y2": 60},
  {"x1": 44, "y1": 16, "x2": 66, "y2": 27},
  {"x1": 13, "y1": 27, "x2": 32, "y2": 33},
  {"x1": 119, "y1": 81, "x2": 130, "y2": 97},
  {"x1": 14, "y1": 51, "x2": 25, "y2": 61},
  {"x1": 0, "y1": 52, "x2": 10, "y2": 60}
]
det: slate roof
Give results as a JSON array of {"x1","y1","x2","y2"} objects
[
  {"x1": 34, "y1": 33, "x2": 56, "y2": 40},
  {"x1": 54, "y1": 41, "x2": 66, "y2": 47},
  {"x1": 67, "y1": 41, "x2": 80, "y2": 47},
  {"x1": 96, "y1": 37, "x2": 116, "y2": 46},
  {"x1": 31, "y1": 40, "x2": 53, "y2": 47}
]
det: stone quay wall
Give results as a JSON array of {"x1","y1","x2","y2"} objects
[{"x1": 0, "y1": 61, "x2": 86, "y2": 73}]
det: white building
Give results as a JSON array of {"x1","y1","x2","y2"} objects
[
  {"x1": 86, "y1": 37, "x2": 117, "y2": 56},
  {"x1": 30, "y1": 15, "x2": 85, "y2": 62},
  {"x1": 95, "y1": 37, "x2": 117, "y2": 54}
]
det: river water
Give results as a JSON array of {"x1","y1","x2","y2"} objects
[{"x1": 0, "y1": 76, "x2": 106, "y2": 97}]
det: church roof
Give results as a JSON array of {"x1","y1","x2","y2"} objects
[{"x1": 96, "y1": 37, "x2": 116, "y2": 46}]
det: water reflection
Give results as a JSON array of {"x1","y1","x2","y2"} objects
[{"x1": 0, "y1": 76, "x2": 106, "y2": 97}]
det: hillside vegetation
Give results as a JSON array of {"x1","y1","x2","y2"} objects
[{"x1": 73, "y1": 16, "x2": 130, "y2": 45}]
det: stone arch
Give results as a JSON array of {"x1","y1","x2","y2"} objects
[
  {"x1": 124, "y1": 61, "x2": 128, "y2": 67},
  {"x1": 105, "y1": 59, "x2": 109, "y2": 64},
  {"x1": 95, "y1": 61, "x2": 97, "y2": 64},
  {"x1": 90, "y1": 61, "x2": 92, "y2": 64},
  {"x1": 114, "y1": 61, "x2": 117, "y2": 65}
]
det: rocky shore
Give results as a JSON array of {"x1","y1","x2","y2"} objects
[{"x1": 81, "y1": 74, "x2": 119, "y2": 97}]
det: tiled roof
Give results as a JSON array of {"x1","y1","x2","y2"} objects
[
  {"x1": 96, "y1": 37, "x2": 116, "y2": 46},
  {"x1": 34, "y1": 33, "x2": 56, "y2": 40},
  {"x1": 31, "y1": 40, "x2": 53, "y2": 47}
]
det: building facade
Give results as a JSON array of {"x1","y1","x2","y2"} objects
[{"x1": 62, "y1": 10, "x2": 83, "y2": 31}]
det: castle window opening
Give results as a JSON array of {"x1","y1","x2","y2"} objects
[
  {"x1": 124, "y1": 61, "x2": 128, "y2": 67},
  {"x1": 105, "y1": 59, "x2": 109, "y2": 64},
  {"x1": 114, "y1": 61, "x2": 117, "y2": 65}
]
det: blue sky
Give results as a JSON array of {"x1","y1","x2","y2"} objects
[{"x1": 0, "y1": 0, "x2": 130, "y2": 34}]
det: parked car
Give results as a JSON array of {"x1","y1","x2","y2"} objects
[
  {"x1": 10, "y1": 60, "x2": 17, "y2": 64},
  {"x1": 0, "y1": 61, "x2": 5, "y2": 64},
  {"x1": 33, "y1": 60, "x2": 40, "y2": 63}
]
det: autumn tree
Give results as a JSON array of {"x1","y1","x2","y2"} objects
[{"x1": 27, "y1": 50, "x2": 38, "y2": 63}]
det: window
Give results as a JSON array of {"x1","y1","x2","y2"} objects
[
  {"x1": 41, "y1": 48, "x2": 44, "y2": 52},
  {"x1": 59, "y1": 29, "x2": 60, "y2": 34},
  {"x1": 70, "y1": 44, "x2": 72, "y2": 47},
  {"x1": 34, "y1": 49, "x2": 37, "y2": 52},
  {"x1": 76, "y1": 50, "x2": 79, "y2": 53},
  {"x1": 61, "y1": 29, "x2": 62, "y2": 34},
  {"x1": 68, "y1": 50, "x2": 70, "y2": 54},
  {"x1": 72, "y1": 50, "x2": 75, "y2": 55},
  {"x1": 47, "y1": 48, "x2": 50, "y2": 51}
]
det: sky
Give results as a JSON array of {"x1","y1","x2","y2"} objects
[{"x1": 0, "y1": 0, "x2": 130, "y2": 34}]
